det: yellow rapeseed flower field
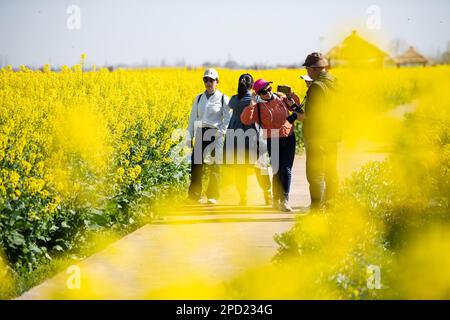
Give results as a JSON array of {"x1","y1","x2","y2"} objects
[{"x1": 0, "y1": 64, "x2": 449, "y2": 299}]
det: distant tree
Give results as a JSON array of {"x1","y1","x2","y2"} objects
[
  {"x1": 441, "y1": 42, "x2": 450, "y2": 64},
  {"x1": 202, "y1": 60, "x2": 221, "y2": 68},
  {"x1": 224, "y1": 60, "x2": 239, "y2": 69}
]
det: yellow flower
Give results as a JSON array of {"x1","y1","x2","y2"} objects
[
  {"x1": 25, "y1": 177, "x2": 45, "y2": 194},
  {"x1": 53, "y1": 196, "x2": 61, "y2": 206},
  {"x1": 127, "y1": 165, "x2": 142, "y2": 180},
  {"x1": 116, "y1": 167, "x2": 125, "y2": 176},
  {"x1": 27, "y1": 211, "x2": 40, "y2": 221},
  {"x1": 9, "y1": 171, "x2": 20, "y2": 189},
  {"x1": 21, "y1": 160, "x2": 32, "y2": 175},
  {"x1": 40, "y1": 189, "x2": 49, "y2": 198},
  {"x1": 35, "y1": 161, "x2": 45, "y2": 175}
]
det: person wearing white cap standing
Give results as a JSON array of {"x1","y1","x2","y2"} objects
[
  {"x1": 301, "y1": 52, "x2": 339, "y2": 211},
  {"x1": 187, "y1": 68, "x2": 231, "y2": 204}
]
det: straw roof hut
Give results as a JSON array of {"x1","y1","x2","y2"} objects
[
  {"x1": 326, "y1": 30, "x2": 390, "y2": 68},
  {"x1": 395, "y1": 46, "x2": 429, "y2": 67}
]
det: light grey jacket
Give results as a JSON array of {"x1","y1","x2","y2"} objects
[{"x1": 187, "y1": 90, "x2": 231, "y2": 140}]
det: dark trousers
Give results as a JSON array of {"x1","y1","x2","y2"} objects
[
  {"x1": 305, "y1": 140, "x2": 338, "y2": 209},
  {"x1": 267, "y1": 134, "x2": 296, "y2": 202},
  {"x1": 235, "y1": 164, "x2": 271, "y2": 200},
  {"x1": 188, "y1": 127, "x2": 220, "y2": 200}
]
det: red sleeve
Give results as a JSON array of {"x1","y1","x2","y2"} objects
[
  {"x1": 240, "y1": 102, "x2": 258, "y2": 125},
  {"x1": 292, "y1": 93, "x2": 301, "y2": 105}
]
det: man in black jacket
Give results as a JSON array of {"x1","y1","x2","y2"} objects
[{"x1": 302, "y1": 52, "x2": 340, "y2": 211}]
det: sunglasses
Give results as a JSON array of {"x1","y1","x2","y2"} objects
[
  {"x1": 203, "y1": 77, "x2": 216, "y2": 83},
  {"x1": 258, "y1": 87, "x2": 272, "y2": 95}
]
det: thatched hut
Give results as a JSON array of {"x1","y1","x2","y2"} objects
[
  {"x1": 326, "y1": 30, "x2": 390, "y2": 68},
  {"x1": 395, "y1": 46, "x2": 429, "y2": 67}
]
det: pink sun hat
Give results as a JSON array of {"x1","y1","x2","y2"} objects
[{"x1": 253, "y1": 79, "x2": 273, "y2": 94}]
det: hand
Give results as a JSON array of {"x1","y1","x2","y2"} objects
[
  {"x1": 286, "y1": 98, "x2": 295, "y2": 107},
  {"x1": 289, "y1": 92, "x2": 300, "y2": 104},
  {"x1": 295, "y1": 112, "x2": 305, "y2": 121}
]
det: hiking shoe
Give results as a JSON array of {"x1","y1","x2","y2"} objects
[
  {"x1": 207, "y1": 198, "x2": 218, "y2": 205},
  {"x1": 279, "y1": 200, "x2": 293, "y2": 212}
]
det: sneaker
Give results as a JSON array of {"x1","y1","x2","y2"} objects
[
  {"x1": 207, "y1": 198, "x2": 218, "y2": 205},
  {"x1": 279, "y1": 200, "x2": 293, "y2": 212}
]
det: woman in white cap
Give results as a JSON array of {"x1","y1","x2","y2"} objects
[{"x1": 186, "y1": 69, "x2": 231, "y2": 204}]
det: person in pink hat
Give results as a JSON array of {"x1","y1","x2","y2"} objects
[{"x1": 241, "y1": 79, "x2": 304, "y2": 212}]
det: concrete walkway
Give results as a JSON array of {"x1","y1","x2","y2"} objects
[
  {"x1": 18, "y1": 152, "x2": 384, "y2": 299},
  {"x1": 18, "y1": 157, "x2": 306, "y2": 299}
]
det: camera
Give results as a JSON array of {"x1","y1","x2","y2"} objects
[
  {"x1": 277, "y1": 85, "x2": 304, "y2": 123},
  {"x1": 286, "y1": 103, "x2": 305, "y2": 124}
]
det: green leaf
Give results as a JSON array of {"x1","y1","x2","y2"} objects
[
  {"x1": 91, "y1": 214, "x2": 109, "y2": 227},
  {"x1": 53, "y1": 245, "x2": 64, "y2": 251},
  {"x1": 10, "y1": 231, "x2": 26, "y2": 246},
  {"x1": 30, "y1": 244, "x2": 42, "y2": 253},
  {"x1": 61, "y1": 221, "x2": 70, "y2": 228}
]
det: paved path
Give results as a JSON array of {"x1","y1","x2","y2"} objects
[{"x1": 18, "y1": 153, "x2": 385, "y2": 299}]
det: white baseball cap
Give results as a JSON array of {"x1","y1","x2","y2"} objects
[
  {"x1": 300, "y1": 74, "x2": 313, "y2": 82},
  {"x1": 203, "y1": 68, "x2": 219, "y2": 80}
]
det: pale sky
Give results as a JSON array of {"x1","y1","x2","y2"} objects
[{"x1": 0, "y1": 0, "x2": 449, "y2": 67}]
